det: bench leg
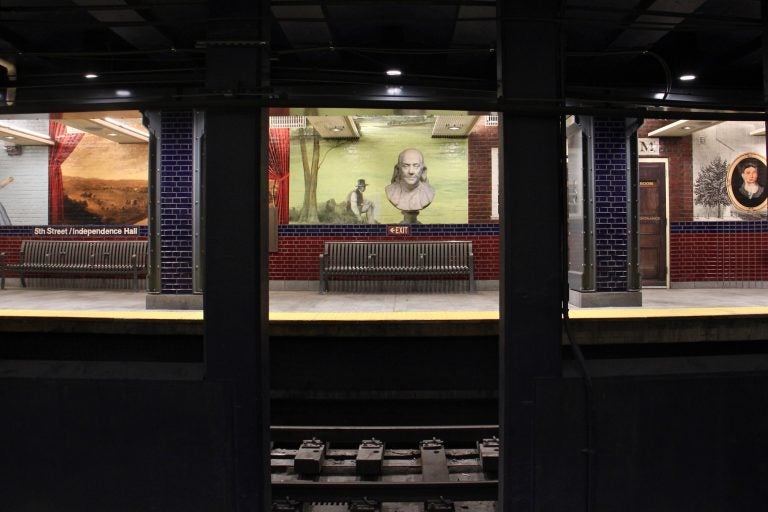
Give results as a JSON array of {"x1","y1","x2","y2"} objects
[{"x1": 20, "y1": 271, "x2": 26, "y2": 288}]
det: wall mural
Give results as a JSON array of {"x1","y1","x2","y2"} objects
[
  {"x1": 288, "y1": 115, "x2": 469, "y2": 225},
  {"x1": 0, "y1": 117, "x2": 50, "y2": 226},
  {"x1": 0, "y1": 113, "x2": 148, "y2": 227},
  {"x1": 59, "y1": 127, "x2": 148, "y2": 225},
  {"x1": 726, "y1": 153, "x2": 766, "y2": 212},
  {"x1": 692, "y1": 121, "x2": 767, "y2": 220}
]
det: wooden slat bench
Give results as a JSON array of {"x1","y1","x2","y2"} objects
[
  {"x1": 319, "y1": 240, "x2": 476, "y2": 293},
  {"x1": 0, "y1": 240, "x2": 149, "y2": 291}
]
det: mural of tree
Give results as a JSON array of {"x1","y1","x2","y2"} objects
[
  {"x1": 694, "y1": 156, "x2": 730, "y2": 217},
  {"x1": 296, "y1": 110, "x2": 321, "y2": 223},
  {"x1": 295, "y1": 111, "x2": 352, "y2": 223}
]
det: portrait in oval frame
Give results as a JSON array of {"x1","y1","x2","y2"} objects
[{"x1": 726, "y1": 152, "x2": 767, "y2": 212}]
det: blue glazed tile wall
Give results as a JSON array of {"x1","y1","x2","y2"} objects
[
  {"x1": 671, "y1": 221, "x2": 768, "y2": 234},
  {"x1": 159, "y1": 110, "x2": 194, "y2": 294},
  {"x1": 593, "y1": 118, "x2": 628, "y2": 291}
]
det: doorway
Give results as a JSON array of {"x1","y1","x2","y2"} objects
[{"x1": 639, "y1": 160, "x2": 668, "y2": 286}]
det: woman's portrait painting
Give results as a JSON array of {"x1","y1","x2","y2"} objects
[{"x1": 727, "y1": 152, "x2": 767, "y2": 212}]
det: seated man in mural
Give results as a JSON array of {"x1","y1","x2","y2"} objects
[
  {"x1": 385, "y1": 148, "x2": 435, "y2": 212},
  {"x1": 346, "y1": 178, "x2": 376, "y2": 223},
  {"x1": 0, "y1": 175, "x2": 14, "y2": 225},
  {"x1": 735, "y1": 162, "x2": 766, "y2": 208}
]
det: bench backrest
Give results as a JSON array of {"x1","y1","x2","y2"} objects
[
  {"x1": 323, "y1": 241, "x2": 473, "y2": 268},
  {"x1": 19, "y1": 240, "x2": 148, "y2": 268}
]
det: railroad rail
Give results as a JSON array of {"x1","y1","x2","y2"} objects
[{"x1": 271, "y1": 425, "x2": 499, "y2": 510}]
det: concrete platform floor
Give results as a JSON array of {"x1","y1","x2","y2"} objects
[{"x1": 0, "y1": 287, "x2": 766, "y2": 317}]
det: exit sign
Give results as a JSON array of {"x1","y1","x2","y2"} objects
[{"x1": 387, "y1": 225, "x2": 411, "y2": 235}]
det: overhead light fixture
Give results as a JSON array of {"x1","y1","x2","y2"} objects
[
  {"x1": 0, "y1": 123, "x2": 54, "y2": 145},
  {"x1": 387, "y1": 87, "x2": 402, "y2": 95},
  {"x1": 305, "y1": 116, "x2": 360, "y2": 139},
  {"x1": 679, "y1": 74, "x2": 696, "y2": 81},
  {"x1": 115, "y1": 89, "x2": 132, "y2": 97},
  {"x1": 386, "y1": 69, "x2": 402, "y2": 76},
  {"x1": 654, "y1": 92, "x2": 666, "y2": 100},
  {"x1": 84, "y1": 73, "x2": 99, "y2": 79},
  {"x1": 431, "y1": 115, "x2": 481, "y2": 138},
  {"x1": 55, "y1": 113, "x2": 149, "y2": 143},
  {"x1": 647, "y1": 119, "x2": 722, "y2": 137}
]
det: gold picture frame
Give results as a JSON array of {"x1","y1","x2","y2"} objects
[{"x1": 726, "y1": 152, "x2": 767, "y2": 212}]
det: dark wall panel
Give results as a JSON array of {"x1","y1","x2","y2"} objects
[
  {"x1": 536, "y1": 373, "x2": 768, "y2": 512},
  {"x1": 0, "y1": 380, "x2": 232, "y2": 512}
]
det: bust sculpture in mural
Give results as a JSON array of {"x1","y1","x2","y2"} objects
[{"x1": 385, "y1": 148, "x2": 435, "y2": 223}]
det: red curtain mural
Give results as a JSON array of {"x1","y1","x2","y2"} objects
[
  {"x1": 48, "y1": 119, "x2": 84, "y2": 224},
  {"x1": 268, "y1": 127, "x2": 290, "y2": 224}
]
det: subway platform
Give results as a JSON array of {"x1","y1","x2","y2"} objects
[
  {"x1": 0, "y1": 286, "x2": 767, "y2": 383},
  {"x1": 0, "y1": 287, "x2": 766, "y2": 343},
  {"x1": 0, "y1": 286, "x2": 766, "y2": 315}
]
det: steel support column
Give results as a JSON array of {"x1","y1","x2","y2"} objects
[
  {"x1": 497, "y1": 1, "x2": 564, "y2": 511},
  {"x1": 203, "y1": 2, "x2": 271, "y2": 511}
]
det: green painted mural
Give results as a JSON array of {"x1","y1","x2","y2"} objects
[{"x1": 288, "y1": 115, "x2": 469, "y2": 224}]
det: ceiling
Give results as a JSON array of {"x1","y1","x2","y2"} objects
[{"x1": 0, "y1": 0, "x2": 763, "y2": 112}]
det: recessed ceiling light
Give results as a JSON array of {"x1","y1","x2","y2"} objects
[
  {"x1": 115, "y1": 89, "x2": 132, "y2": 97},
  {"x1": 108, "y1": 133, "x2": 119, "y2": 137},
  {"x1": 387, "y1": 86, "x2": 402, "y2": 95},
  {"x1": 84, "y1": 73, "x2": 99, "y2": 79},
  {"x1": 682, "y1": 126, "x2": 692, "y2": 130},
  {"x1": 4, "y1": 136, "x2": 14, "y2": 140},
  {"x1": 386, "y1": 69, "x2": 402, "y2": 76},
  {"x1": 654, "y1": 92, "x2": 666, "y2": 100},
  {"x1": 679, "y1": 74, "x2": 696, "y2": 81},
  {"x1": 447, "y1": 124, "x2": 462, "y2": 131}
]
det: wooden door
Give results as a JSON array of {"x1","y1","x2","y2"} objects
[{"x1": 639, "y1": 162, "x2": 667, "y2": 286}]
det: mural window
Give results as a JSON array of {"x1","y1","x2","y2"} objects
[
  {"x1": 269, "y1": 109, "x2": 498, "y2": 225},
  {"x1": 0, "y1": 111, "x2": 148, "y2": 228}
]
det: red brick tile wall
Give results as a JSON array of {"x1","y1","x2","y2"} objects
[
  {"x1": 468, "y1": 123, "x2": 499, "y2": 224},
  {"x1": 269, "y1": 235, "x2": 500, "y2": 280},
  {"x1": 0, "y1": 235, "x2": 147, "y2": 267},
  {"x1": 670, "y1": 233, "x2": 768, "y2": 282},
  {"x1": 642, "y1": 120, "x2": 768, "y2": 284}
]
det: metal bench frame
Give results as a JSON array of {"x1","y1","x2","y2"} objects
[
  {"x1": 319, "y1": 240, "x2": 476, "y2": 293},
  {"x1": 0, "y1": 240, "x2": 149, "y2": 291}
]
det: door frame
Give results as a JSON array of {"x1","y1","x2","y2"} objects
[{"x1": 639, "y1": 157, "x2": 670, "y2": 288}]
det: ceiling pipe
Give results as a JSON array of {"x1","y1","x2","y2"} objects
[{"x1": 0, "y1": 59, "x2": 17, "y2": 106}]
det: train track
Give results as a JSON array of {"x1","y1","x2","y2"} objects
[{"x1": 271, "y1": 425, "x2": 499, "y2": 510}]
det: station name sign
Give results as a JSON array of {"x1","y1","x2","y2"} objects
[
  {"x1": 34, "y1": 226, "x2": 141, "y2": 236},
  {"x1": 387, "y1": 225, "x2": 411, "y2": 236}
]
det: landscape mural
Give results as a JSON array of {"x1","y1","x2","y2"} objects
[{"x1": 59, "y1": 121, "x2": 148, "y2": 225}]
